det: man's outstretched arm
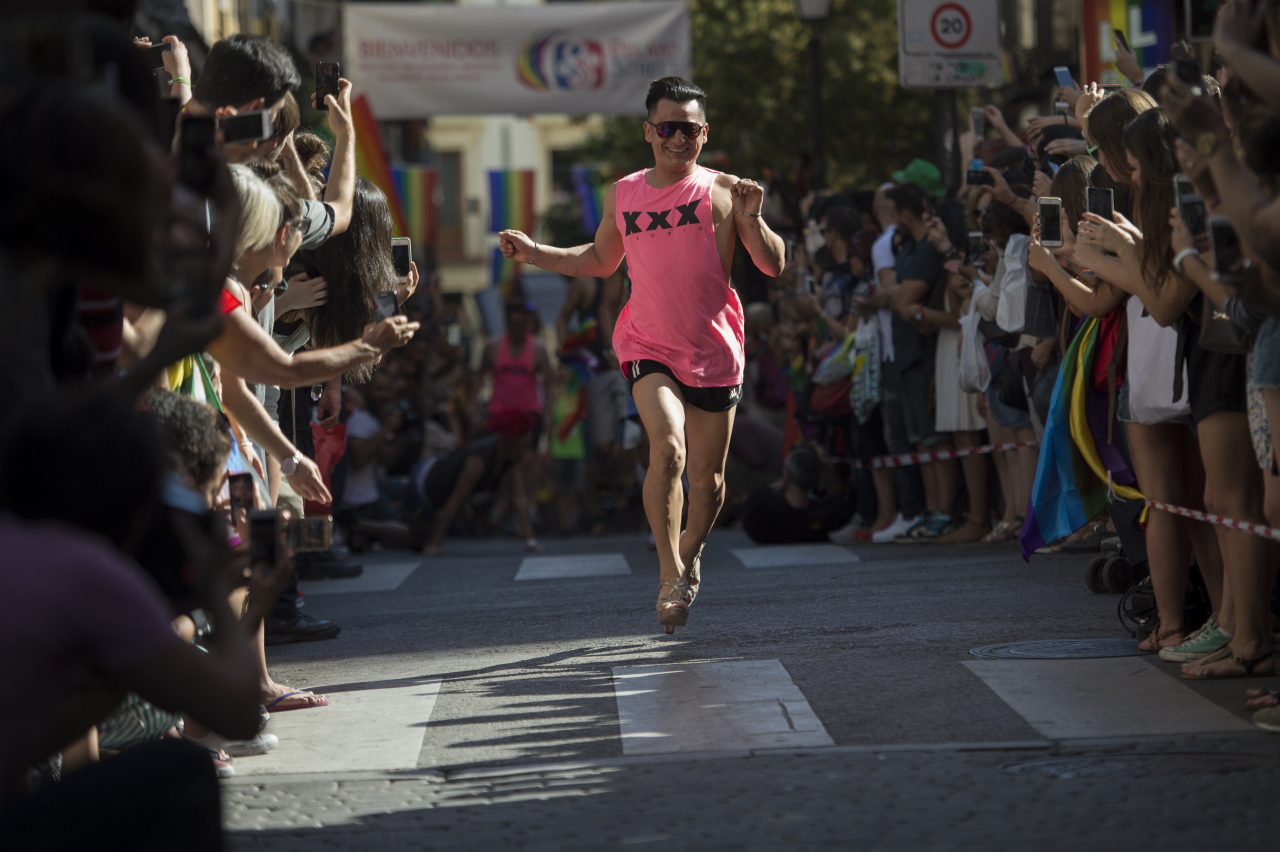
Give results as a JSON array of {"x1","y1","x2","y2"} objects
[{"x1": 499, "y1": 184, "x2": 626, "y2": 279}]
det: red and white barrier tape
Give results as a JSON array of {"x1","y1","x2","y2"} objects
[
  {"x1": 849, "y1": 440, "x2": 1040, "y2": 470},
  {"x1": 1145, "y1": 499, "x2": 1280, "y2": 543}
]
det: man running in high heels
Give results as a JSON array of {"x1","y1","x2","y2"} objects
[{"x1": 499, "y1": 76, "x2": 785, "y2": 633}]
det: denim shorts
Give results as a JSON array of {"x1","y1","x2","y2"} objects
[
  {"x1": 1252, "y1": 317, "x2": 1280, "y2": 389},
  {"x1": 985, "y1": 382, "x2": 1032, "y2": 429}
]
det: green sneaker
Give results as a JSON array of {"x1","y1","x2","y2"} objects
[{"x1": 1159, "y1": 615, "x2": 1230, "y2": 662}]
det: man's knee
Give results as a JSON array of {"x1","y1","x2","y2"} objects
[
  {"x1": 650, "y1": 433, "x2": 686, "y2": 475},
  {"x1": 687, "y1": 463, "x2": 726, "y2": 495}
]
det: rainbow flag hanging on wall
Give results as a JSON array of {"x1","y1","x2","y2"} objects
[
  {"x1": 351, "y1": 94, "x2": 409, "y2": 239},
  {"x1": 488, "y1": 170, "x2": 535, "y2": 234},
  {"x1": 1080, "y1": 0, "x2": 1175, "y2": 85},
  {"x1": 391, "y1": 165, "x2": 437, "y2": 248},
  {"x1": 570, "y1": 164, "x2": 608, "y2": 235}
]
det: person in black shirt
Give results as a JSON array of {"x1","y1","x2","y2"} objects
[{"x1": 741, "y1": 445, "x2": 853, "y2": 544}]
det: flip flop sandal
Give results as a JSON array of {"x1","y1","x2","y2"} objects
[
  {"x1": 265, "y1": 691, "x2": 330, "y2": 711},
  {"x1": 1181, "y1": 646, "x2": 1275, "y2": 680}
]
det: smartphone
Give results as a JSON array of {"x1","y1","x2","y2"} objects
[
  {"x1": 966, "y1": 159, "x2": 992, "y2": 186},
  {"x1": 1087, "y1": 186, "x2": 1115, "y2": 221},
  {"x1": 1174, "y1": 173, "x2": 1196, "y2": 204},
  {"x1": 1176, "y1": 57, "x2": 1205, "y2": 87},
  {"x1": 1039, "y1": 198, "x2": 1063, "y2": 247},
  {"x1": 144, "y1": 41, "x2": 170, "y2": 70},
  {"x1": 391, "y1": 236, "x2": 412, "y2": 283},
  {"x1": 967, "y1": 231, "x2": 985, "y2": 265},
  {"x1": 1054, "y1": 99, "x2": 1071, "y2": 117},
  {"x1": 1113, "y1": 29, "x2": 1130, "y2": 53},
  {"x1": 1099, "y1": 83, "x2": 1125, "y2": 92},
  {"x1": 1209, "y1": 216, "x2": 1243, "y2": 279},
  {"x1": 316, "y1": 62, "x2": 341, "y2": 111},
  {"x1": 970, "y1": 106, "x2": 985, "y2": 138},
  {"x1": 1171, "y1": 39, "x2": 1192, "y2": 61},
  {"x1": 167, "y1": 249, "x2": 216, "y2": 319},
  {"x1": 291, "y1": 516, "x2": 333, "y2": 552},
  {"x1": 178, "y1": 115, "x2": 217, "y2": 195},
  {"x1": 1053, "y1": 66, "x2": 1073, "y2": 88},
  {"x1": 156, "y1": 95, "x2": 183, "y2": 149},
  {"x1": 227, "y1": 472, "x2": 255, "y2": 520},
  {"x1": 218, "y1": 109, "x2": 273, "y2": 145},
  {"x1": 374, "y1": 291, "x2": 399, "y2": 322},
  {"x1": 248, "y1": 510, "x2": 279, "y2": 565},
  {"x1": 1180, "y1": 195, "x2": 1208, "y2": 238}
]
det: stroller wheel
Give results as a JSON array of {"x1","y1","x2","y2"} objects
[
  {"x1": 1102, "y1": 557, "x2": 1134, "y2": 593},
  {"x1": 1085, "y1": 556, "x2": 1109, "y2": 594}
]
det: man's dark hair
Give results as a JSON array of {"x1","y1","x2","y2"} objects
[
  {"x1": 886, "y1": 183, "x2": 929, "y2": 220},
  {"x1": 646, "y1": 76, "x2": 706, "y2": 120},
  {"x1": 824, "y1": 207, "x2": 860, "y2": 242},
  {"x1": 851, "y1": 190, "x2": 877, "y2": 219},
  {"x1": 192, "y1": 34, "x2": 301, "y2": 109},
  {"x1": 784, "y1": 446, "x2": 821, "y2": 492},
  {"x1": 142, "y1": 390, "x2": 232, "y2": 490},
  {"x1": 0, "y1": 392, "x2": 166, "y2": 549}
]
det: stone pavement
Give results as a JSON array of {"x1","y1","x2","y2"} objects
[{"x1": 224, "y1": 533, "x2": 1280, "y2": 850}]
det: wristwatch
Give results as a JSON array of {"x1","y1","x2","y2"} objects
[
  {"x1": 280, "y1": 452, "x2": 302, "y2": 476},
  {"x1": 914, "y1": 307, "x2": 925, "y2": 323},
  {"x1": 1194, "y1": 130, "x2": 1222, "y2": 158}
]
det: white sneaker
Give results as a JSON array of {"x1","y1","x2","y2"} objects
[
  {"x1": 186, "y1": 731, "x2": 278, "y2": 758},
  {"x1": 871, "y1": 513, "x2": 919, "y2": 544},
  {"x1": 828, "y1": 516, "x2": 863, "y2": 545}
]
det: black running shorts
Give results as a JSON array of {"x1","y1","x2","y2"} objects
[{"x1": 623, "y1": 360, "x2": 743, "y2": 413}]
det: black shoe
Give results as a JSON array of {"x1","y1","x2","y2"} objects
[
  {"x1": 264, "y1": 612, "x2": 341, "y2": 645},
  {"x1": 295, "y1": 552, "x2": 363, "y2": 580}
]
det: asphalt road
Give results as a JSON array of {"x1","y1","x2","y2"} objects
[{"x1": 224, "y1": 531, "x2": 1280, "y2": 850}]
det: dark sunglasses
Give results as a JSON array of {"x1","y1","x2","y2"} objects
[{"x1": 652, "y1": 120, "x2": 704, "y2": 139}]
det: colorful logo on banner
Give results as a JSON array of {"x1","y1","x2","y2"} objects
[
  {"x1": 1081, "y1": 0, "x2": 1174, "y2": 85},
  {"x1": 517, "y1": 30, "x2": 606, "y2": 92}
]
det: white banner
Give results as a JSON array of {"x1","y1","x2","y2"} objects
[{"x1": 343, "y1": 1, "x2": 691, "y2": 118}]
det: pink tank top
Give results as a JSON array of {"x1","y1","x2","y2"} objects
[
  {"x1": 491, "y1": 333, "x2": 541, "y2": 413},
  {"x1": 612, "y1": 167, "x2": 744, "y2": 388}
]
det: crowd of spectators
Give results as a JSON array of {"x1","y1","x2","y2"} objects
[{"x1": 7, "y1": 2, "x2": 1280, "y2": 847}]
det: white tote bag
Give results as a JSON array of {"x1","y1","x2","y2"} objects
[
  {"x1": 1126, "y1": 296, "x2": 1191, "y2": 424},
  {"x1": 958, "y1": 282, "x2": 992, "y2": 393},
  {"x1": 995, "y1": 234, "x2": 1032, "y2": 333}
]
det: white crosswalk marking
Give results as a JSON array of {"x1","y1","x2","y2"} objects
[
  {"x1": 612, "y1": 660, "x2": 834, "y2": 755},
  {"x1": 731, "y1": 544, "x2": 860, "y2": 569},
  {"x1": 515, "y1": 553, "x2": 631, "y2": 580},
  {"x1": 297, "y1": 560, "x2": 420, "y2": 595},
  {"x1": 964, "y1": 658, "x2": 1255, "y2": 739},
  {"x1": 235, "y1": 679, "x2": 441, "y2": 776}
]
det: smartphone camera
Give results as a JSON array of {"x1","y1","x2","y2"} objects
[
  {"x1": 248, "y1": 510, "x2": 280, "y2": 565},
  {"x1": 391, "y1": 237, "x2": 412, "y2": 282},
  {"x1": 970, "y1": 106, "x2": 985, "y2": 138},
  {"x1": 1038, "y1": 198, "x2": 1063, "y2": 247},
  {"x1": 290, "y1": 516, "x2": 333, "y2": 552},
  {"x1": 374, "y1": 291, "x2": 399, "y2": 323},
  {"x1": 966, "y1": 231, "x2": 985, "y2": 265},
  {"x1": 966, "y1": 159, "x2": 992, "y2": 186},
  {"x1": 178, "y1": 116, "x2": 217, "y2": 195},
  {"x1": 1053, "y1": 66, "x2": 1073, "y2": 89},
  {"x1": 144, "y1": 41, "x2": 170, "y2": 70},
  {"x1": 1087, "y1": 186, "x2": 1115, "y2": 221},
  {"x1": 1053, "y1": 99, "x2": 1070, "y2": 118},
  {"x1": 218, "y1": 110, "x2": 273, "y2": 145},
  {"x1": 1210, "y1": 216, "x2": 1243, "y2": 280},
  {"x1": 316, "y1": 62, "x2": 341, "y2": 111},
  {"x1": 1176, "y1": 58, "x2": 1205, "y2": 90},
  {"x1": 1181, "y1": 195, "x2": 1208, "y2": 238}
]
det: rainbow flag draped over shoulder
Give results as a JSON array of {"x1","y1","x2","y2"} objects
[
  {"x1": 351, "y1": 94, "x2": 408, "y2": 238},
  {"x1": 1020, "y1": 317, "x2": 1145, "y2": 559},
  {"x1": 570, "y1": 164, "x2": 608, "y2": 235},
  {"x1": 488, "y1": 170, "x2": 535, "y2": 234},
  {"x1": 391, "y1": 165, "x2": 437, "y2": 248}
]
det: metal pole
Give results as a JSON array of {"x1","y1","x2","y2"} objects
[
  {"x1": 935, "y1": 89, "x2": 958, "y2": 198},
  {"x1": 810, "y1": 30, "x2": 825, "y2": 190}
]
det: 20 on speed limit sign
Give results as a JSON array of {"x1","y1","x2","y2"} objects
[{"x1": 898, "y1": 0, "x2": 1001, "y2": 88}]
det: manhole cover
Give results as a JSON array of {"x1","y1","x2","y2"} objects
[
  {"x1": 1001, "y1": 753, "x2": 1280, "y2": 779},
  {"x1": 969, "y1": 638, "x2": 1141, "y2": 659}
]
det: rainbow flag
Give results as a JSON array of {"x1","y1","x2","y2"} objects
[
  {"x1": 391, "y1": 165, "x2": 437, "y2": 248},
  {"x1": 1081, "y1": 0, "x2": 1175, "y2": 85},
  {"x1": 570, "y1": 164, "x2": 608, "y2": 235},
  {"x1": 488, "y1": 170, "x2": 535, "y2": 234},
  {"x1": 491, "y1": 246, "x2": 520, "y2": 293},
  {"x1": 351, "y1": 94, "x2": 408, "y2": 238}
]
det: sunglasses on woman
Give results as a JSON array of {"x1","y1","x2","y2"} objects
[{"x1": 651, "y1": 120, "x2": 704, "y2": 139}]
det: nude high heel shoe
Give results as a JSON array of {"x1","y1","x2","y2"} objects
[{"x1": 656, "y1": 581, "x2": 690, "y2": 634}]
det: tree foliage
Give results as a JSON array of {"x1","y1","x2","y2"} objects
[{"x1": 574, "y1": 0, "x2": 937, "y2": 191}]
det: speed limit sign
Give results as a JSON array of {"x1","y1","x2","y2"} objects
[
  {"x1": 899, "y1": 0, "x2": 1001, "y2": 88},
  {"x1": 930, "y1": 3, "x2": 972, "y2": 49}
]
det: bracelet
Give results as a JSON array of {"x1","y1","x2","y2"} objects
[
  {"x1": 173, "y1": 76, "x2": 190, "y2": 85},
  {"x1": 1172, "y1": 247, "x2": 1200, "y2": 274},
  {"x1": 736, "y1": 211, "x2": 763, "y2": 218},
  {"x1": 527, "y1": 243, "x2": 539, "y2": 265}
]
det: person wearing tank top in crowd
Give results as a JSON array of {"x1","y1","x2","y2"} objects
[
  {"x1": 499, "y1": 76, "x2": 785, "y2": 634},
  {"x1": 477, "y1": 300, "x2": 553, "y2": 437}
]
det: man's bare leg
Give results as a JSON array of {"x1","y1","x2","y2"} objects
[
  {"x1": 680, "y1": 402, "x2": 736, "y2": 577},
  {"x1": 631, "y1": 373, "x2": 689, "y2": 587}
]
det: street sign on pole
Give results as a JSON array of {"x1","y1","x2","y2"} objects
[{"x1": 897, "y1": 0, "x2": 1002, "y2": 89}]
